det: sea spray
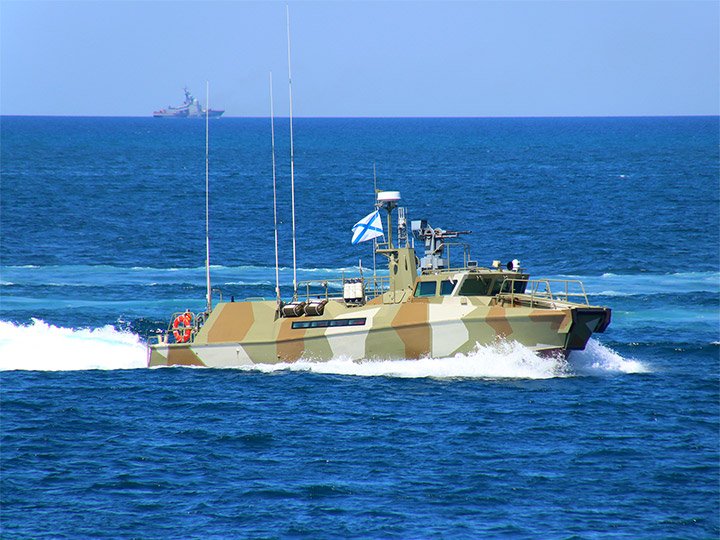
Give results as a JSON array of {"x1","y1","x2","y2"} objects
[
  {"x1": 0, "y1": 320, "x2": 645, "y2": 377},
  {"x1": 570, "y1": 338, "x2": 649, "y2": 375},
  {"x1": 228, "y1": 339, "x2": 644, "y2": 379},
  {"x1": 0, "y1": 319, "x2": 147, "y2": 371}
]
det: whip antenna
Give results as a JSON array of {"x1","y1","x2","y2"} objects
[
  {"x1": 270, "y1": 72, "x2": 281, "y2": 306},
  {"x1": 287, "y1": 5, "x2": 298, "y2": 297},
  {"x1": 205, "y1": 81, "x2": 212, "y2": 312}
]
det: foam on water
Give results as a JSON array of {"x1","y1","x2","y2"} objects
[
  {"x1": 242, "y1": 340, "x2": 568, "y2": 379},
  {"x1": 0, "y1": 319, "x2": 147, "y2": 371},
  {"x1": 569, "y1": 338, "x2": 649, "y2": 375},
  {"x1": 580, "y1": 271, "x2": 720, "y2": 296},
  {"x1": 236, "y1": 339, "x2": 647, "y2": 380},
  {"x1": 0, "y1": 320, "x2": 646, "y2": 377}
]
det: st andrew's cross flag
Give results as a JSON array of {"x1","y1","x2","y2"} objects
[{"x1": 351, "y1": 210, "x2": 384, "y2": 245}]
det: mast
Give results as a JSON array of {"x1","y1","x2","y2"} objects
[
  {"x1": 270, "y1": 72, "x2": 281, "y2": 305},
  {"x1": 372, "y1": 163, "x2": 378, "y2": 278},
  {"x1": 287, "y1": 5, "x2": 298, "y2": 296},
  {"x1": 205, "y1": 81, "x2": 212, "y2": 312}
]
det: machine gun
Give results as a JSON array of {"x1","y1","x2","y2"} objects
[{"x1": 411, "y1": 219, "x2": 471, "y2": 270}]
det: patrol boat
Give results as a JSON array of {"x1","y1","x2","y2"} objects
[{"x1": 147, "y1": 191, "x2": 611, "y2": 367}]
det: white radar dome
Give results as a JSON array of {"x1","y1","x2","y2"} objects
[{"x1": 377, "y1": 191, "x2": 401, "y2": 202}]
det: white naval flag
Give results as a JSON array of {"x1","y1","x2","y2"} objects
[{"x1": 351, "y1": 210, "x2": 384, "y2": 245}]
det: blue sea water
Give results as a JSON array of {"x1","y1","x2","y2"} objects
[{"x1": 1, "y1": 116, "x2": 718, "y2": 539}]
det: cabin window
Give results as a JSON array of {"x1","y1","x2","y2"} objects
[
  {"x1": 458, "y1": 276, "x2": 489, "y2": 296},
  {"x1": 500, "y1": 279, "x2": 527, "y2": 294},
  {"x1": 440, "y1": 280, "x2": 455, "y2": 296},
  {"x1": 414, "y1": 281, "x2": 437, "y2": 297},
  {"x1": 513, "y1": 280, "x2": 528, "y2": 294},
  {"x1": 489, "y1": 279, "x2": 504, "y2": 296},
  {"x1": 292, "y1": 318, "x2": 366, "y2": 329},
  {"x1": 292, "y1": 321, "x2": 312, "y2": 328}
]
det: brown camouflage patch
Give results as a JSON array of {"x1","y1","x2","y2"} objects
[
  {"x1": 528, "y1": 309, "x2": 570, "y2": 332},
  {"x1": 167, "y1": 346, "x2": 206, "y2": 367},
  {"x1": 208, "y1": 302, "x2": 255, "y2": 342},
  {"x1": 391, "y1": 302, "x2": 430, "y2": 359},
  {"x1": 486, "y1": 305, "x2": 513, "y2": 338},
  {"x1": 276, "y1": 317, "x2": 305, "y2": 361}
]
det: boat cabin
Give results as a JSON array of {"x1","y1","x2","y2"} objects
[{"x1": 412, "y1": 269, "x2": 530, "y2": 299}]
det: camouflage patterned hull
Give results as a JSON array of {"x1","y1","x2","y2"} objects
[
  {"x1": 148, "y1": 295, "x2": 610, "y2": 367},
  {"x1": 148, "y1": 200, "x2": 611, "y2": 368}
]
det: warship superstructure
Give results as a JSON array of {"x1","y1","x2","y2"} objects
[
  {"x1": 153, "y1": 87, "x2": 224, "y2": 118},
  {"x1": 147, "y1": 192, "x2": 611, "y2": 367}
]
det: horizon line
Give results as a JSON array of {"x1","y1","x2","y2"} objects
[{"x1": 2, "y1": 114, "x2": 719, "y2": 120}]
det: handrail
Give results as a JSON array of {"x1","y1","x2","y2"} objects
[
  {"x1": 152, "y1": 310, "x2": 205, "y2": 345},
  {"x1": 211, "y1": 288, "x2": 223, "y2": 304},
  {"x1": 443, "y1": 242, "x2": 470, "y2": 269},
  {"x1": 293, "y1": 275, "x2": 390, "y2": 304},
  {"x1": 498, "y1": 278, "x2": 590, "y2": 308}
]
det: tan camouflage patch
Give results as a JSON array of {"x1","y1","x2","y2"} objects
[
  {"x1": 166, "y1": 345, "x2": 207, "y2": 367},
  {"x1": 207, "y1": 302, "x2": 255, "y2": 342},
  {"x1": 148, "y1": 347, "x2": 169, "y2": 366},
  {"x1": 486, "y1": 305, "x2": 513, "y2": 338},
  {"x1": 528, "y1": 309, "x2": 570, "y2": 332},
  {"x1": 276, "y1": 317, "x2": 305, "y2": 361},
  {"x1": 301, "y1": 332, "x2": 333, "y2": 361},
  {"x1": 392, "y1": 302, "x2": 430, "y2": 359},
  {"x1": 558, "y1": 311, "x2": 574, "y2": 333}
]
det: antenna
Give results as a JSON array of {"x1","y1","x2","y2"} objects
[
  {"x1": 372, "y1": 163, "x2": 377, "y2": 278},
  {"x1": 287, "y1": 5, "x2": 298, "y2": 296},
  {"x1": 205, "y1": 81, "x2": 212, "y2": 312},
  {"x1": 270, "y1": 72, "x2": 281, "y2": 306}
]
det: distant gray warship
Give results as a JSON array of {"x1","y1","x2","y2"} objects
[{"x1": 153, "y1": 87, "x2": 224, "y2": 118}]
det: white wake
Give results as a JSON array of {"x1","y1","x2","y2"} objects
[
  {"x1": 0, "y1": 319, "x2": 147, "y2": 371},
  {"x1": 0, "y1": 319, "x2": 646, "y2": 377},
  {"x1": 237, "y1": 339, "x2": 647, "y2": 379}
]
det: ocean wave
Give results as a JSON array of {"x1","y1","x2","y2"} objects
[
  {"x1": 4, "y1": 265, "x2": 716, "y2": 297},
  {"x1": 570, "y1": 271, "x2": 720, "y2": 296},
  {"x1": 593, "y1": 290, "x2": 633, "y2": 297},
  {"x1": 0, "y1": 264, "x2": 377, "y2": 288}
]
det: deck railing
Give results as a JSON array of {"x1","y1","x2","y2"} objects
[
  {"x1": 293, "y1": 275, "x2": 390, "y2": 303},
  {"x1": 498, "y1": 278, "x2": 590, "y2": 308},
  {"x1": 150, "y1": 310, "x2": 205, "y2": 346}
]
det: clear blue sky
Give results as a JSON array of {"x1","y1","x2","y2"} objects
[{"x1": 1, "y1": 0, "x2": 718, "y2": 117}]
